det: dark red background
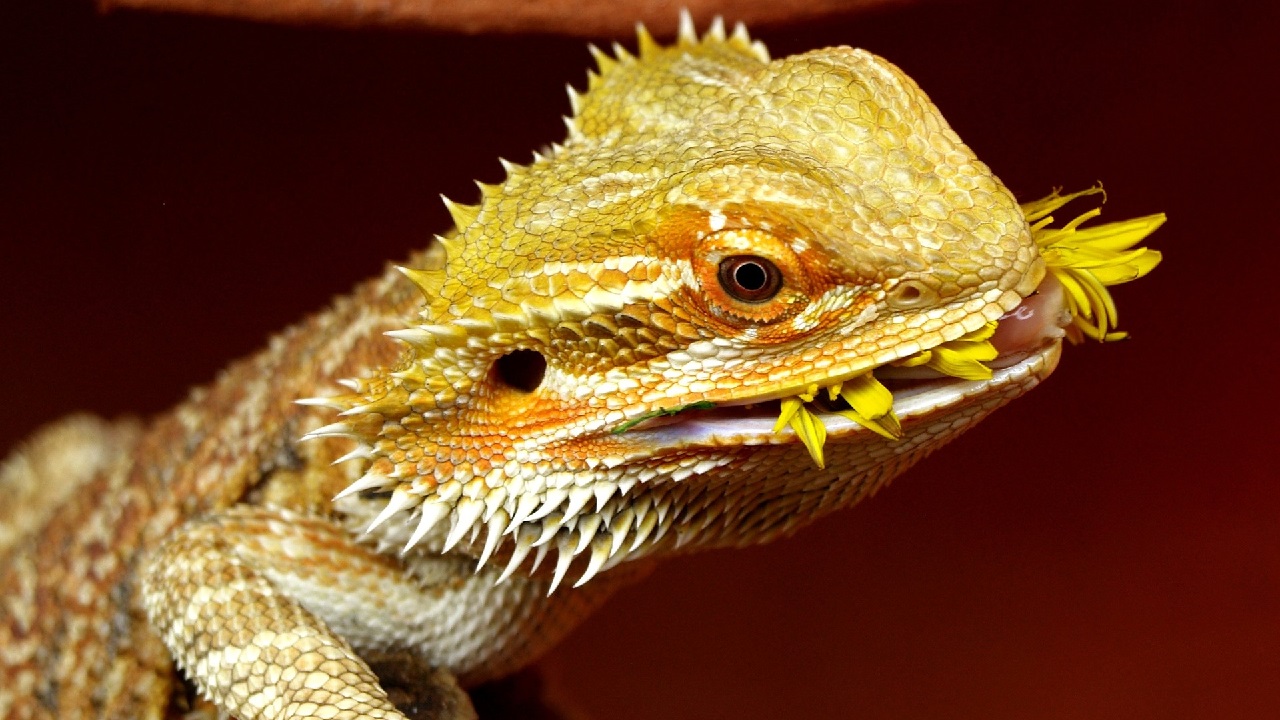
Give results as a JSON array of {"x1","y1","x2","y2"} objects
[{"x1": 2, "y1": 1, "x2": 1277, "y2": 717}]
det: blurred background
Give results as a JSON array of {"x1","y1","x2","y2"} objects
[{"x1": 2, "y1": 0, "x2": 1277, "y2": 717}]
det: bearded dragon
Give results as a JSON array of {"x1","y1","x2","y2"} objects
[{"x1": 0, "y1": 14, "x2": 1162, "y2": 720}]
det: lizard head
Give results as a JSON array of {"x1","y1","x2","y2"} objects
[{"x1": 311, "y1": 18, "x2": 1156, "y2": 592}]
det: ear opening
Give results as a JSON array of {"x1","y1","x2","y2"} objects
[{"x1": 492, "y1": 349, "x2": 547, "y2": 393}]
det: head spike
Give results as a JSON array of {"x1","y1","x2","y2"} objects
[
  {"x1": 483, "y1": 483, "x2": 508, "y2": 522},
  {"x1": 631, "y1": 508, "x2": 658, "y2": 551},
  {"x1": 443, "y1": 498, "x2": 484, "y2": 552},
  {"x1": 562, "y1": 115, "x2": 583, "y2": 142},
  {"x1": 294, "y1": 395, "x2": 348, "y2": 411},
  {"x1": 497, "y1": 525, "x2": 538, "y2": 584},
  {"x1": 532, "y1": 514, "x2": 563, "y2": 547},
  {"x1": 677, "y1": 9, "x2": 697, "y2": 45},
  {"x1": 730, "y1": 21, "x2": 751, "y2": 45},
  {"x1": 403, "y1": 501, "x2": 451, "y2": 553},
  {"x1": 562, "y1": 486, "x2": 594, "y2": 524},
  {"x1": 434, "y1": 232, "x2": 465, "y2": 261},
  {"x1": 299, "y1": 421, "x2": 356, "y2": 442},
  {"x1": 609, "y1": 508, "x2": 634, "y2": 557},
  {"x1": 497, "y1": 157, "x2": 520, "y2": 177},
  {"x1": 574, "y1": 535, "x2": 613, "y2": 588},
  {"x1": 565, "y1": 84, "x2": 583, "y2": 116},
  {"x1": 527, "y1": 488, "x2": 569, "y2": 523},
  {"x1": 384, "y1": 327, "x2": 437, "y2": 349},
  {"x1": 475, "y1": 510, "x2": 510, "y2": 571},
  {"x1": 531, "y1": 541, "x2": 551, "y2": 573},
  {"x1": 751, "y1": 40, "x2": 771, "y2": 63},
  {"x1": 547, "y1": 535, "x2": 576, "y2": 594},
  {"x1": 587, "y1": 43, "x2": 616, "y2": 74},
  {"x1": 635, "y1": 23, "x2": 660, "y2": 58},
  {"x1": 611, "y1": 41, "x2": 634, "y2": 64},
  {"x1": 395, "y1": 265, "x2": 446, "y2": 299},
  {"x1": 339, "y1": 394, "x2": 408, "y2": 418},
  {"x1": 334, "y1": 471, "x2": 392, "y2": 501},
  {"x1": 508, "y1": 492, "x2": 541, "y2": 532},
  {"x1": 574, "y1": 514, "x2": 603, "y2": 554},
  {"x1": 331, "y1": 445, "x2": 373, "y2": 466},
  {"x1": 440, "y1": 195, "x2": 479, "y2": 230},
  {"x1": 705, "y1": 16, "x2": 726, "y2": 42},
  {"x1": 594, "y1": 481, "x2": 618, "y2": 512},
  {"x1": 389, "y1": 362, "x2": 426, "y2": 388},
  {"x1": 366, "y1": 489, "x2": 415, "y2": 533}
]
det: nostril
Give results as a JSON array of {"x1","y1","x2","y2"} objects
[
  {"x1": 493, "y1": 349, "x2": 547, "y2": 393},
  {"x1": 887, "y1": 280, "x2": 936, "y2": 309}
]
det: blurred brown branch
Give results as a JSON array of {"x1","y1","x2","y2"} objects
[{"x1": 96, "y1": 0, "x2": 907, "y2": 36}]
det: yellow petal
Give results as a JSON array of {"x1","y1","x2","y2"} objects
[
  {"x1": 838, "y1": 373, "x2": 895, "y2": 419},
  {"x1": 835, "y1": 408, "x2": 903, "y2": 441},
  {"x1": 1085, "y1": 249, "x2": 1163, "y2": 284},
  {"x1": 788, "y1": 404, "x2": 828, "y2": 468},
  {"x1": 1069, "y1": 214, "x2": 1167, "y2": 253},
  {"x1": 838, "y1": 374, "x2": 903, "y2": 439},
  {"x1": 1019, "y1": 186, "x2": 1105, "y2": 222},
  {"x1": 894, "y1": 351, "x2": 932, "y2": 368},
  {"x1": 909, "y1": 323, "x2": 1000, "y2": 381},
  {"x1": 1054, "y1": 269, "x2": 1094, "y2": 320},
  {"x1": 773, "y1": 397, "x2": 803, "y2": 434},
  {"x1": 962, "y1": 322, "x2": 999, "y2": 343},
  {"x1": 926, "y1": 345, "x2": 994, "y2": 380}
]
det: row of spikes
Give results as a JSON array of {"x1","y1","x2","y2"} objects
[
  {"x1": 300, "y1": 421, "x2": 745, "y2": 592},
  {"x1": 571, "y1": 11, "x2": 771, "y2": 116},
  {"x1": 337, "y1": 449, "x2": 729, "y2": 550},
  {"x1": 302, "y1": 413, "x2": 828, "y2": 591},
  {"x1": 398, "y1": 11, "x2": 771, "y2": 296}
]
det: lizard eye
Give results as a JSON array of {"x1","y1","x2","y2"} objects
[{"x1": 718, "y1": 256, "x2": 783, "y2": 302}]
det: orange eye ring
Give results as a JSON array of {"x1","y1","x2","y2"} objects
[{"x1": 717, "y1": 256, "x2": 783, "y2": 303}]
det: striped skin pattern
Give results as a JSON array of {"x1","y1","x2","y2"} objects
[{"x1": 1, "y1": 15, "x2": 1059, "y2": 720}]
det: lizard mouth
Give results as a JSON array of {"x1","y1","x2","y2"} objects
[{"x1": 626, "y1": 274, "x2": 1069, "y2": 447}]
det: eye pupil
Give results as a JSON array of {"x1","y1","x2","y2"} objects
[
  {"x1": 733, "y1": 262, "x2": 768, "y2": 291},
  {"x1": 718, "y1": 256, "x2": 783, "y2": 302}
]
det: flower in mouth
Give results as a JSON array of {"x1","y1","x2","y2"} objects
[
  {"x1": 1025, "y1": 186, "x2": 1165, "y2": 342},
  {"x1": 772, "y1": 323, "x2": 999, "y2": 468},
  {"x1": 773, "y1": 372, "x2": 901, "y2": 468},
  {"x1": 891, "y1": 321, "x2": 1000, "y2": 381},
  {"x1": 775, "y1": 186, "x2": 1165, "y2": 466}
]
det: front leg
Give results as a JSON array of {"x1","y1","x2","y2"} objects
[
  {"x1": 143, "y1": 506, "x2": 632, "y2": 719},
  {"x1": 142, "y1": 506, "x2": 476, "y2": 719}
]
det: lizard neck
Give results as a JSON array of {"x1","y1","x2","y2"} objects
[{"x1": 148, "y1": 248, "x2": 437, "y2": 519}]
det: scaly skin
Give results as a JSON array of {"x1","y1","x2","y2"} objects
[{"x1": 2, "y1": 17, "x2": 1060, "y2": 720}]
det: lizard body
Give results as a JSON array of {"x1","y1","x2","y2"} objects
[{"x1": 0, "y1": 15, "x2": 1159, "y2": 720}]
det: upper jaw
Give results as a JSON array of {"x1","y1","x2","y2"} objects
[{"x1": 618, "y1": 272, "x2": 1069, "y2": 447}]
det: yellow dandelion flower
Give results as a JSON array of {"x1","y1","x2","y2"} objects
[{"x1": 1023, "y1": 186, "x2": 1165, "y2": 342}]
